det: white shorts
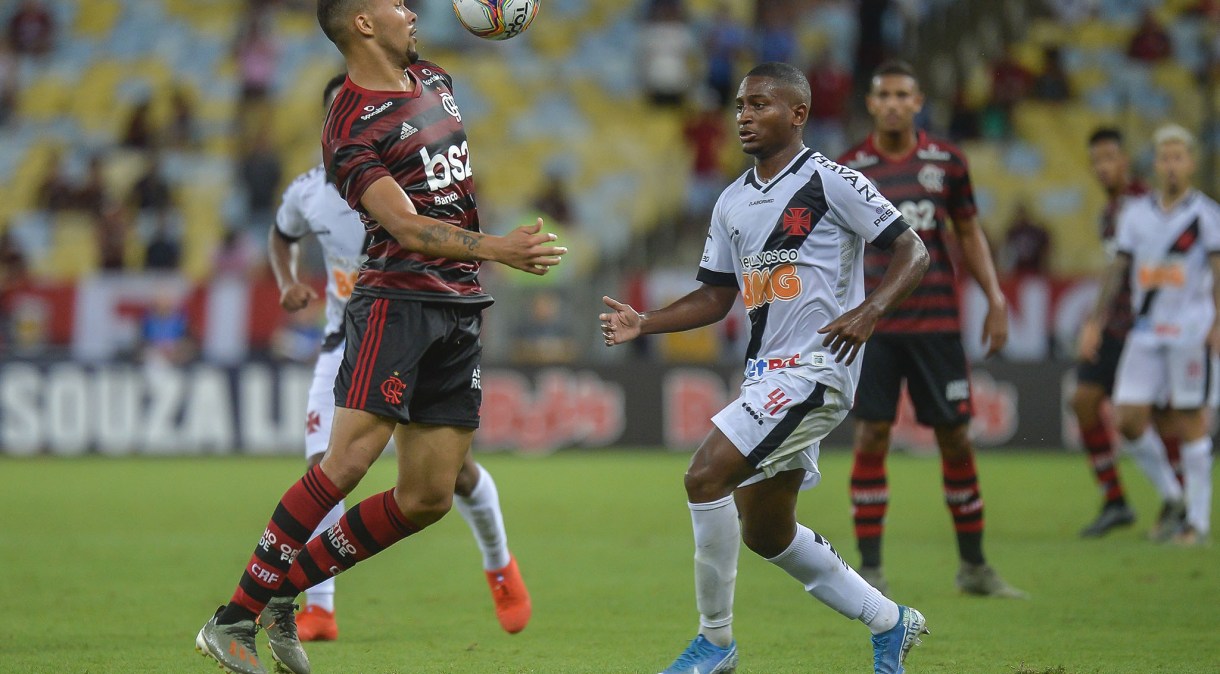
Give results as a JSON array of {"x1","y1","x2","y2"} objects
[
  {"x1": 304, "y1": 343, "x2": 345, "y2": 459},
  {"x1": 712, "y1": 369, "x2": 850, "y2": 490},
  {"x1": 1113, "y1": 333, "x2": 1220, "y2": 409}
]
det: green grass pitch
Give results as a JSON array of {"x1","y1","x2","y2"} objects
[{"x1": 1, "y1": 449, "x2": 1215, "y2": 673}]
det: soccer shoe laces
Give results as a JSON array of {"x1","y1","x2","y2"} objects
[
  {"x1": 490, "y1": 573, "x2": 519, "y2": 602},
  {"x1": 670, "y1": 636, "x2": 713, "y2": 668},
  {"x1": 261, "y1": 601, "x2": 298, "y2": 640}
]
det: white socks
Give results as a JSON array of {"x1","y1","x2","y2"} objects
[
  {"x1": 767, "y1": 524, "x2": 899, "y2": 635},
  {"x1": 1124, "y1": 428, "x2": 1184, "y2": 503},
  {"x1": 689, "y1": 496, "x2": 740, "y2": 648},
  {"x1": 303, "y1": 499, "x2": 344, "y2": 612},
  {"x1": 453, "y1": 463, "x2": 512, "y2": 572},
  {"x1": 1180, "y1": 436, "x2": 1213, "y2": 534}
]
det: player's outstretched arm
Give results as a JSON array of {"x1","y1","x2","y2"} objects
[
  {"x1": 361, "y1": 176, "x2": 567, "y2": 275},
  {"x1": 600, "y1": 284, "x2": 739, "y2": 347},
  {"x1": 819, "y1": 229, "x2": 928, "y2": 364},
  {"x1": 268, "y1": 224, "x2": 318, "y2": 311},
  {"x1": 1080, "y1": 253, "x2": 1131, "y2": 361},
  {"x1": 953, "y1": 214, "x2": 1008, "y2": 355}
]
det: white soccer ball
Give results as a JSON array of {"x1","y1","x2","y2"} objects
[{"x1": 451, "y1": 0, "x2": 540, "y2": 41}]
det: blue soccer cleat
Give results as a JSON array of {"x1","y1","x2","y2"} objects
[
  {"x1": 659, "y1": 634, "x2": 738, "y2": 674},
  {"x1": 872, "y1": 605, "x2": 928, "y2": 674}
]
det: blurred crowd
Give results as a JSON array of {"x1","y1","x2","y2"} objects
[{"x1": 2, "y1": 0, "x2": 1218, "y2": 365}]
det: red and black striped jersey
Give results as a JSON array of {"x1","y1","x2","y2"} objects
[
  {"x1": 1100, "y1": 180, "x2": 1148, "y2": 338},
  {"x1": 838, "y1": 131, "x2": 976, "y2": 334},
  {"x1": 322, "y1": 61, "x2": 489, "y2": 306}
]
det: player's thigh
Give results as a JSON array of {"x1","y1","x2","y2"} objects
[
  {"x1": 1075, "y1": 330, "x2": 1125, "y2": 397},
  {"x1": 1112, "y1": 335, "x2": 1168, "y2": 407},
  {"x1": 1166, "y1": 342, "x2": 1219, "y2": 411},
  {"x1": 1072, "y1": 380, "x2": 1108, "y2": 422},
  {"x1": 685, "y1": 427, "x2": 759, "y2": 500},
  {"x1": 1172, "y1": 408, "x2": 1209, "y2": 442},
  {"x1": 903, "y1": 333, "x2": 972, "y2": 427},
  {"x1": 853, "y1": 333, "x2": 904, "y2": 422},
  {"x1": 409, "y1": 305, "x2": 483, "y2": 428},
  {"x1": 305, "y1": 344, "x2": 345, "y2": 460},
  {"x1": 1114, "y1": 403, "x2": 1153, "y2": 439},
  {"x1": 392, "y1": 422, "x2": 474, "y2": 512},
  {"x1": 714, "y1": 370, "x2": 850, "y2": 492}
]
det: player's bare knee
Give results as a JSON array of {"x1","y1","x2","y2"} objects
[
  {"x1": 1116, "y1": 415, "x2": 1145, "y2": 441},
  {"x1": 934, "y1": 423, "x2": 972, "y2": 459},
  {"x1": 683, "y1": 467, "x2": 733, "y2": 504},
  {"x1": 319, "y1": 454, "x2": 370, "y2": 492},
  {"x1": 855, "y1": 421, "x2": 892, "y2": 455},
  {"x1": 453, "y1": 459, "x2": 481, "y2": 497},
  {"x1": 1071, "y1": 387, "x2": 1102, "y2": 424},
  {"x1": 395, "y1": 489, "x2": 453, "y2": 526}
]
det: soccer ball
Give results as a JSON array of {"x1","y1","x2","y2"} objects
[{"x1": 451, "y1": 0, "x2": 539, "y2": 41}]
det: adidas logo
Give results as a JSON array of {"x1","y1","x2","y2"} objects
[{"x1": 400, "y1": 122, "x2": 418, "y2": 140}]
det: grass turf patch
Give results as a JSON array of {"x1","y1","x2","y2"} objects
[{"x1": 0, "y1": 449, "x2": 1214, "y2": 673}]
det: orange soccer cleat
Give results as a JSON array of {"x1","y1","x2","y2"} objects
[
  {"x1": 295, "y1": 604, "x2": 339, "y2": 642},
  {"x1": 485, "y1": 555, "x2": 532, "y2": 634}
]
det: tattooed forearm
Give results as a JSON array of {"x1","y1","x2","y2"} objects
[
  {"x1": 418, "y1": 223, "x2": 453, "y2": 248},
  {"x1": 456, "y1": 231, "x2": 481, "y2": 252},
  {"x1": 416, "y1": 223, "x2": 484, "y2": 258}
]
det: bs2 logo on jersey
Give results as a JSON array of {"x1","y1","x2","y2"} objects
[{"x1": 420, "y1": 142, "x2": 472, "y2": 191}]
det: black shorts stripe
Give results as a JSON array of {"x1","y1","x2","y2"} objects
[
  {"x1": 359, "y1": 298, "x2": 390, "y2": 406},
  {"x1": 348, "y1": 298, "x2": 388, "y2": 408},
  {"x1": 746, "y1": 382, "x2": 828, "y2": 467},
  {"x1": 345, "y1": 302, "x2": 377, "y2": 408},
  {"x1": 348, "y1": 299, "x2": 385, "y2": 407}
]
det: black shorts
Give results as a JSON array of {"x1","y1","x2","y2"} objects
[
  {"x1": 854, "y1": 332, "x2": 972, "y2": 427},
  {"x1": 335, "y1": 294, "x2": 483, "y2": 428},
  {"x1": 1075, "y1": 330, "x2": 1125, "y2": 395}
]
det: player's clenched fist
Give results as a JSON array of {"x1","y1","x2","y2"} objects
[
  {"x1": 600, "y1": 296, "x2": 642, "y2": 346},
  {"x1": 280, "y1": 282, "x2": 318, "y2": 312}
]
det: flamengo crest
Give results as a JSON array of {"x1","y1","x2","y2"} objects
[
  {"x1": 918, "y1": 164, "x2": 945, "y2": 193},
  {"x1": 441, "y1": 93, "x2": 461, "y2": 122}
]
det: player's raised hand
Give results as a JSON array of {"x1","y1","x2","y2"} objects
[
  {"x1": 498, "y1": 218, "x2": 568, "y2": 275},
  {"x1": 818, "y1": 304, "x2": 881, "y2": 365},
  {"x1": 280, "y1": 282, "x2": 318, "y2": 312},
  {"x1": 981, "y1": 303, "x2": 1009, "y2": 356},
  {"x1": 600, "y1": 296, "x2": 642, "y2": 346},
  {"x1": 1077, "y1": 317, "x2": 1102, "y2": 362}
]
